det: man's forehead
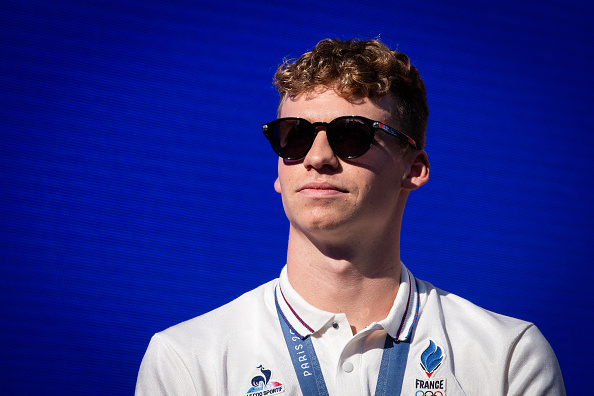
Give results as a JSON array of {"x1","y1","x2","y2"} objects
[{"x1": 279, "y1": 89, "x2": 397, "y2": 125}]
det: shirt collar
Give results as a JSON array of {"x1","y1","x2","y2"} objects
[
  {"x1": 379, "y1": 262, "x2": 420, "y2": 342},
  {"x1": 275, "y1": 263, "x2": 420, "y2": 342},
  {"x1": 275, "y1": 266, "x2": 335, "y2": 339}
]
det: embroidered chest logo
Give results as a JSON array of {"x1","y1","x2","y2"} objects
[
  {"x1": 246, "y1": 365, "x2": 285, "y2": 395},
  {"x1": 420, "y1": 340, "x2": 443, "y2": 378},
  {"x1": 414, "y1": 340, "x2": 447, "y2": 395}
]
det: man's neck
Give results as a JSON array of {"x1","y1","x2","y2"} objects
[{"x1": 285, "y1": 226, "x2": 402, "y2": 335}]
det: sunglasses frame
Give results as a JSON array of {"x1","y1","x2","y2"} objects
[{"x1": 262, "y1": 115, "x2": 417, "y2": 160}]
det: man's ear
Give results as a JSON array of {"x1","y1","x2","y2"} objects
[
  {"x1": 402, "y1": 150, "x2": 430, "y2": 191},
  {"x1": 274, "y1": 177, "x2": 281, "y2": 193}
]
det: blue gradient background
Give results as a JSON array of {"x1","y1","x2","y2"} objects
[{"x1": 1, "y1": 0, "x2": 592, "y2": 394}]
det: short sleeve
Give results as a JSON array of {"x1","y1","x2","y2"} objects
[
  {"x1": 506, "y1": 325, "x2": 566, "y2": 396},
  {"x1": 135, "y1": 333, "x2": 198, "y2": 396}
]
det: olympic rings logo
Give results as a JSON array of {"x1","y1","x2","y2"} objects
[{"x1": 415, "y1": 392, "x2": 444, "y2": 396}]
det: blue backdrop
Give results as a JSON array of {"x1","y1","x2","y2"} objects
[{"x1": 1, "y1": 0, "x2": 592, "y2": 394}]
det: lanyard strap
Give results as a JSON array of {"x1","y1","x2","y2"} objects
[
  {"x1": 277, "y1": 302, "x2": 329, "y2": 395},
  {"x1": 276, "y1": 300, "x2": 410, "y2": 396},
  {"x1": 374, "y1": 335, "x2": 410, "y2": 396}
]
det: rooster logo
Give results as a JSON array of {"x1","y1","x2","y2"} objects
[
  {"x1": 246, "y1": 365, "x2": 284, "y2": 394},
  {"x1": 420, "y1": 340, "x2": 444, "y2": 378},
  {"x1": 251, "y1": 365, "x2": 272, "y2": 388}
]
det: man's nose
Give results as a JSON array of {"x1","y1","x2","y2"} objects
[{"x1": 302, "y1": 129, "x2": 339, "y2": 170}]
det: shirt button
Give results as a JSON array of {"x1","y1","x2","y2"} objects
[
  {"x1": 342, "y1": 362, "x2": 354, "y2": 373},
  {"x1": 332, "y1": 322, "x2": 339, "y2": 329}
]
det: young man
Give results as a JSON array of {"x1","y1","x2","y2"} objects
[{"x1": 136, "y1": 39, "x2": 565, "y2": 395}]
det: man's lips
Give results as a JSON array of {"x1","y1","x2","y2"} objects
[{"x1": 297, "y1": 182, "x2": 348, "y2": 197}]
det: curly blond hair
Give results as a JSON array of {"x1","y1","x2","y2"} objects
[{"x1": 274, "y1": 39, "x2": 428, "y2": 150}]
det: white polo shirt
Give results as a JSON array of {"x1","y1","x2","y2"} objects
[{"x1": 136, "y1": 264, "x2": 565, "y2": 395}]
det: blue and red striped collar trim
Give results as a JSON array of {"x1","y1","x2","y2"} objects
[
  {"x1": 392, "y1": 268, "x2": 420, "y2": 342},
  {"x1": 274, "y1": 264, "x2": 420, "y2": 342},
  {"x1": 274, "y1": 285, "x2": 313, "y2": 339}
]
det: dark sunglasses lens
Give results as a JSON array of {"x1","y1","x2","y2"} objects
[
  {"x1": 273, "y1": 119, "x2": 314, "y2": 160},
  {"x1": 329, "y1": 118, "x2": 373, "y2": 158}
]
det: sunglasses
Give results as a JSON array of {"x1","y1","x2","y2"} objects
[{"x1": 262, "y1": 116, "x2": 416, "y2": 160}]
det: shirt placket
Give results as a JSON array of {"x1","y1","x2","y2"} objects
[{"x1": 335, "y1": 334, "x2": 363, "y2": 394}]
